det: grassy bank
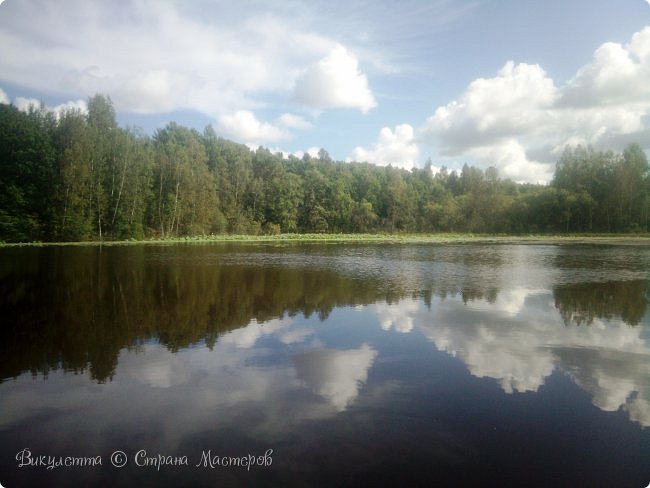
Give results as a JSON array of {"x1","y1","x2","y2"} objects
[{"x1": 2, "y1": 233, "x2": 650, "y2": 248}]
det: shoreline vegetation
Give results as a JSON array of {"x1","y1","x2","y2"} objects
[
  {"x1": 2, "y1": 94, "x2": 649, "y2": 244},
  {"x1": 2, "y1": 232, "x2": 650, "y2": 248}
]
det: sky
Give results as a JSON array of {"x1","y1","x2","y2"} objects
[{"x1": 1, "y1": 0, "x2": 649, "y2": 183}]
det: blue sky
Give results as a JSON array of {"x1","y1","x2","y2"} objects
[{"x1": 1, "y1": 0, "x2": 649, "y2": 182}]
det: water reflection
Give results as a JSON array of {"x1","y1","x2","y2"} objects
[
  {"x1": 371, "y1": 286, "x2": 650, "y2": 427},
  {"x1": 0, "y1": 245, "x2": 398, "y2": 382},
  {"x1": 0, "y1": 340, "x2": 331, "y2": 457},
  {"x1": 1, "y1": 243, "x2": 650, "y2": 486},
  {"x1": 554, "y1": 280, "x2": 648, "y2": 326},
  {"x1": 2, "y1": 245, "x2": 649, "y2": 397},
  {"x1": 375, "y1": 300, "x2": 418, "y2": 333},
  {"x1": 0, "y1": 244, "x2": 550, "y2": 382},
  {"x1": 220, "y1": 317, "x2": 306, "y2": 348},
  {"x1": 293, "y1": 344, "x2": 378, "y2": 411}
]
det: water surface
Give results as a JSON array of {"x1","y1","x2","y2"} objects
[{"x1": 1, "y1": 243, "x2": 649, "y2": 487}]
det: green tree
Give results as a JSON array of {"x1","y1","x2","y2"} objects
[
  {"x1": 154, "y1": 123, "x2": 219, "y2": 237},
  {"x1": 0, "y1": 103, "x2": 57, "y2": 241}
]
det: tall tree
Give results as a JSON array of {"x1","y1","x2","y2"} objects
[
  {"x1": 153, "y1": 123, "x2": 219, "y2": 237},
  {"x1": 0, "y1": 104, "x2": 57, "y2": 241}
]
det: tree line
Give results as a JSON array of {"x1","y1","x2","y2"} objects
[{"x1": 1, "y1": 94, "x2": 648, "y2": 242}]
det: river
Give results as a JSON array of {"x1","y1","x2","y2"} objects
[{"x1": 1, "y1": 242, "x2": 649, "y2": 486}]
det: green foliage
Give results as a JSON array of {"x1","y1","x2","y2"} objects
[
  {"x1": 0, "y1": 104, "x2": 57, "y2": 241},
  {"x1": 552, "y1": 145, "x2": 649, "y2": 232},
  {"x1": 0, "y1": 93, "x2": 649, "y2": 242}
]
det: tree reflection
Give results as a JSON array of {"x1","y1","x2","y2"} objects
[
  {"x1": 553, "y1": 280, "x2": 649, "y2": 326},
  {"x1": 2, "y1": 244, "x2": 648, "y2": 383},
  {"x1": 0, "y1": 245, "x2": 403, "y2": 382}
]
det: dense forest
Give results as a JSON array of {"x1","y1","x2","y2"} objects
[{"x1": 1, "y1": 94, "x2": 648, "y2": 242}]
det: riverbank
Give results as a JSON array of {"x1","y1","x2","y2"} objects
[{"x1": 2, "y1": 233, "x2": 650, "y2": 247}]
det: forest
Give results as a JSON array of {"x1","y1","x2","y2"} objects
[{"x1": 0, "y1": 94, "x2": 648, "y2": 243}]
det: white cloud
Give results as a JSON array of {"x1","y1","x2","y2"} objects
[
  {"x1": 259, "y1": 146, "x2": 322, "y2": 160},
  {"x1": 467, "y1": 139, "x2": 554, "y2": 183},
  {"x1": 217, "y1": 110, "x2": 292, "y2": 145},
  {"x1": 560, "y1": 30, "x2": 650, "y2": 107},
  {"x1": 412, "y1": 289, "x2": 650, "y2": 426},
  {"x1": 13, "y1": 96, "x2": 88, "y2": 116},
  {"x1": 372, "y1": 299, "x2": 419, "y2": 333},
  {"x1": 220, "y1": 317, "x2": 294, "y2": 348},
  {"x1": 53, "y1": 99, "x2": 88, "y2": 114},
  {"x1": 292, "y1": 344, "x2": 378, "y2": 411},
  {"x1": 277, "y1": 113, "x2": 313, "y2": 130},
  {"x1": 427, "y1": 61, "x2": 558, "y2": 143},
  {"x1": 0, "y1": 0, "x2": 335, "y2": 117},
  {"x1": 550, "y1": 26, "x2": 650, "y2": 152},
  {"x1": 292, "y1": 44, "x2": 377, "y2": 113},
  {"x1": 13, "y1": 97, "x2": 42, "y2": 112},
  {"x1": 290, "y1": 147, "x2": 321, "y2": 160},
  {"x1": 0, "y1": 87, "x2": 8, "y2": 104},
  {"x1": 278, "y1": 328, "x2": 314, "y2": 345},
  {"x1": 420, "y1": 26, "x2": 650, "y2": 183},
  {"x1": 420, "y1": 61, "x2": 558, "y2": 182},
  {"x1": 0, "y1": 337, "x2": 340, "y2": 448},
  {"x1": 349, "y1": 124, "x2": 419, "y2": 170},
  {"x1": 627, "y1": 396, "x2": 650, "y2": 426}
]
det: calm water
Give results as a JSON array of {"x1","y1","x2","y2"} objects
[{"x1": 1, "y1": 243, "x2": 650, "y2": 487}]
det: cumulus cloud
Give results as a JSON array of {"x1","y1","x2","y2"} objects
[
  {"x1": 425, "y1": 61, "x2": 558, "y2": 145},
  {"x1": 420, "y1": 61, "x2": 558, "y2": 182},
  {"x1": 217, "y1": 110, "x2": 292, "y2": 144},
  {"x1": 0, "y1": 336, "x2": 344, "y2": 450},
  {"x1": 561, "y1": 27, "x2": 650, "y2": 107},
  {"x1": 292, "y1": 344, "x2": 378, "y2": 411},
  {"x1": 349, "y1": 124, "x2": 419, "y2": 170},
  {"x1": 258, "y1": 146, "x2": 322, "y2": 160},
  {"x1": 68, "y1": 68, "x2": 189, "y2": 115},
  {"x1": 407, "y1": 289, "x2": 650, "y2": 426},
  {"x1": 292, "y1": 44, "x2": 377, "y2": 113},
  {"x1": 277, "y1": 113, "x2": 314, "y2": 130},
  {"x1": 0, "y1": 87, "x2": 8, "y2": 104},
  {"x1": 372, "y1": 299, "x2": 419, "y2": 333},
  {"x1": 13, "y1": 97, "x2": 43, "y2": 112},
  {"x1": 420, "y1": 26, "x2": 650, "y2": 183},
  {"x1": 289, "y1": 147, "x2": 321, "y2": 159},
  {"x1": 12, "y1": 96, "x2": 88, "y2": 117},
  {"x1": 467, "y1": 139, "x2": 554, "y2": 183},
  {"x1": 0, "y1": 0, "x2": 335, "y2": 117}
]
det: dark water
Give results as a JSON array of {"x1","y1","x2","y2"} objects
[{"x1": 1, "y1": 242, "x2": 649, "y2": 487}]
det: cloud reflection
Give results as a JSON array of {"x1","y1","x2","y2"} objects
[
  {"x1": 372, "y1": 300, "x2": 419, "y2": 333},
  {"x1": 220, "y1": 317, "x2": 296, "y2": 348},
  {"x1": 0, "y1": 312, "x2": 380, "y2": 463},
  {"x1": 373, "y1": 289, "x2": 650, "y2": 426},
  {"x1": 292, "y1": 344, "x2": 378, "y2": 411}
]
